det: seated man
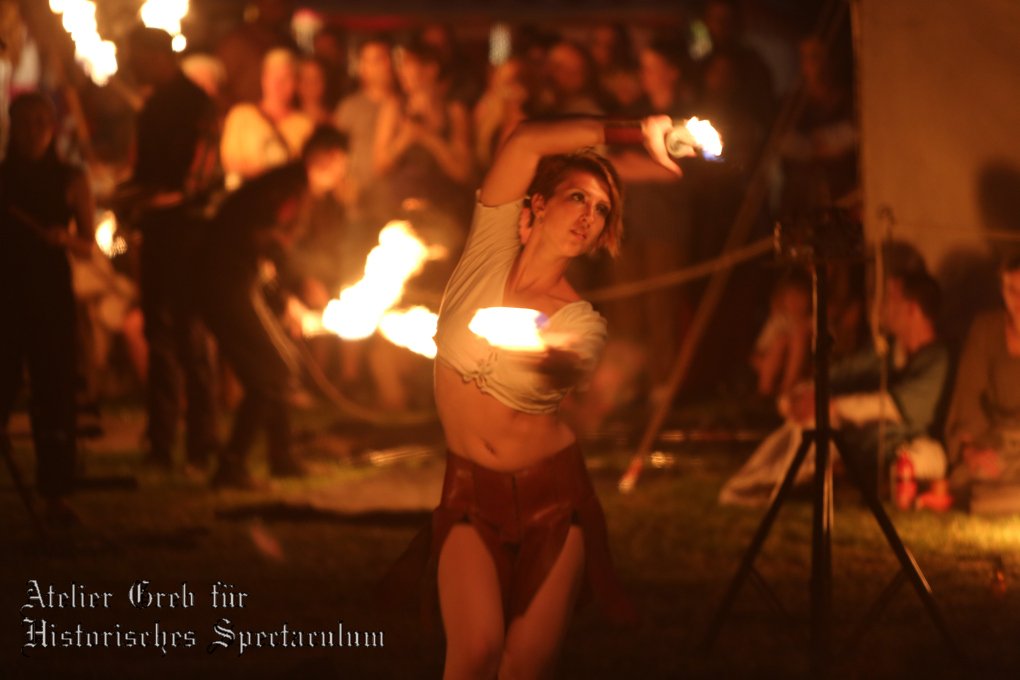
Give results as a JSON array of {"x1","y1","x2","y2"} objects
[
  {"x1": 721, "y1": 268, "x2": 950, "y2": 506},
  {"x1": 942, "y1": 255, "x2": 1020, "y2": 510}
]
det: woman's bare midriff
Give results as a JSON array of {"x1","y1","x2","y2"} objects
[{"x1": 434, "y1": 360, "x2": 576, "y2": 471}]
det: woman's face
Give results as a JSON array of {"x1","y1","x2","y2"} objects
[
  {"x1": 298, "y1": 61, "x2": 326, "y2": 107},
  {"x1": 589, "y1": 26, "x2": 618, "y2": 68},
  {"x1": 546, "y1": 43, "x2": 588, "y2": 97},
  {"x1": 12, "y1": 101, "x2": 54, "y2": 160},
  {"x1": 530, "y1": 170, "x2": 612, "y2": 258},
  {"x1": 262, "y1": 60, "x2": 296, "y2": 107},
  {"x1": 306, "y1": 148, "x2": 348, "y2": 196},
  {"x1": 639, "y1": 48, "x2": 679, "y2": 98},
  {"x1": 397, "y1": 52, "x2": 437, "y2": 95},
  {"x1": 358, "y1": 43, "x2": 393, "y2": 89}
]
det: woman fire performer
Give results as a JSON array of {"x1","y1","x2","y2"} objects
[{"x1": 383, "y1": 115, "x2": 692, "y2": 678}]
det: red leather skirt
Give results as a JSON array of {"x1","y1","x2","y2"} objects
[{"x1": 378, "y1": 443, "x2": 638, "y2": 630}]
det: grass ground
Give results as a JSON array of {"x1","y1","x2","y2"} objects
[{"x1": 2, "y1": 403, "x2": 1019, "y2": 679}]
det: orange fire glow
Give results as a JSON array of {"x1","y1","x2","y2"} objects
[
  {"x1": 49, "y1": 0, "x2": 118, "y2": 85},
  {"x1": 468, "y1": 307, "x2": 548, "y2": 352},
  {"x1": 94, "y1": 211, "x2": 126, "y2": 257},
  {"x1": 379, "y1": 306, "x2": 439, "y2": 359},
  {"x1": 684, "y1": 116, "x2": 723, "y2": 159},
  {"x1": 303, "y1": 221, "x2": 444, "y2": 358},
  {"x1": 140, "y1": 0, "x2": 190, "y2": 52}
]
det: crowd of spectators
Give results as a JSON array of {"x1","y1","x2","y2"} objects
[
  {"x1": 45, "y1": 2, "x2": 1020, "y2": 518},
  {"x1": 3, "y1": 0, "x2": 851, "y2": 401}
]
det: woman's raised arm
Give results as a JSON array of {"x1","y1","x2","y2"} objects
[
  {"x1": 479, "y1": 115, "x2": 682, "y2": 207},
  {"x1": 479, "y1": 119, "x2": 604, "y2": 206}
]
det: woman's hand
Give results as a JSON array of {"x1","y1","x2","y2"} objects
[
  {"x1": 641, "y1": 115, "x2": 684, "y2": 176},
  {"x1": 538, "y1": 347, "x2": 586, "y2": 391}
]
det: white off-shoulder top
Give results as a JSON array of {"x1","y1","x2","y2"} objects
[{"x1": 434, "y1": 197, "x2": 607, "y2": 414}]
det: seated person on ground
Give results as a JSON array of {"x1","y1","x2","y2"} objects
[
  {"x1": 750, "y1": 268, "x2": 812, "y2": 398},
  {"x1": 942, "y1": 255, "x2": 1020, "y2": 509},
  {"x1": 721, "y1": 268, "x2": 950, "y2": 505}
]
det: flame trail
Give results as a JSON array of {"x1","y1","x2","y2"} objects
[
  {"x1": 305, "y1": 221, "x2": 444, "y2": 358},
  {"x1": 49, "y1": 0, "x2": 118, "y2": 86},
  {"x1": 379, "y1": 306, "x2": 439, "y2": 359},
  {"x1": 320, "y1": 221, "x2": 432, "y2": 340},
  {"x1": 140, "y1": 0, "x2": 190, "y2": 52}
]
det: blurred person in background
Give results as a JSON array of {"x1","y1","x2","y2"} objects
[
  {"x1": 371, "y1": 38, "x2": 474, "y2": 409},
  {"x1": 332, "y1": 35, "x2": 397, "y2": 390},
  {"x1": 217, "y1": 0, "x2": 296, "y2": 107},
  {"x1": 296, "y1": 56, "x2": 333, "y2": 125},
  {"x1": 200, "y1": 126, "x2": 349, "y2": 489},
  {"x1": 420, "y1": 23, "x2": 483, "y2": 106},
  {"x1": 1, "y1": 92, "x2": 95, "y2": 525},
  {"x1": 472, "y1": 56, "x2": 528, "y2": 171},
  {"x1": 597, "y1": 36, "x2": 696, "y2": 409},
  {"x1": 534, "y1": 40, "x2": 604, "y2": 116},
  {"x1": 221, "y1": 48, "x2": 313, "y2": 190},
  {"x1": 334, "y1": 35, "x2": 395, "y2": 223},
  {"x1": 120, "y1": 26, "x2": 219, "y2": 476},
  {"x1": 698, "y1": 0, "x2": 775, "y2": 128},
  {"x1": 181, "y1": 52, "x2": 228, "y2": 111},
  {"x1": 587, "y1": 23, "x2": 641, "y2": 114},
  {"x1": 749, "y1": 268, "x2": 812, "y2": 398},
  {"x1": 373, "y1": 39, "x2": 473, "y2": 228},
  {"x1": 942, "y1": 255, "x2": 1020, "y2": 510},
  {"x1": 311, "y1": 23, "x2": 349, "y2": 108},
  {"x1": 723, "y1": 267, "x2": 948, "y2": 506},
  {"x1": 780, "y1": 35, "x2": 858, "y2": 213}
]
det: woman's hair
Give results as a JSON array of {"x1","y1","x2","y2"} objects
[
  {"x1": 397, "y1": 38, "x2": 446, "y2": 80},
  {"x1": 645, "y1": 33, "x2": 693, "y2": 75},
  {"x1": 525, "y1": 148, "x2": 624, "y2": 257},
  {"x1": 263, "y1": 47, "x2": 297, "y2": 73},
  {"x1": 301, "y1": 124, "x2": 349, "y2": 162}
]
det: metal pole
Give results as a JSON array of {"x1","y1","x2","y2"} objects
[{"x1": 810, "y1": 264, "x2": 834, "y2": 676}]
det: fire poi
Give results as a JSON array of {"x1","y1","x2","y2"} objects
[
  {"x1": 303, "y1": 220, "x2": 442, "y2": 358},
  {"x1": 666, "y1": 116, "x2": 724, "y2": 160}
]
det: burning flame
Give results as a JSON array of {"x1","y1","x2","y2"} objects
[
  {"x1": 94, "y1": 211, "x2": 127, "y2": 257},
  {"x1": 469, "y1": 307, "x2": 548, "y2": 351},
  {"x1": 49, "y1": 0, "x2": 118, "y2": 86},
  {"x1": 379, "y1": 306, "x2": 439, "y2": 359},
  {"x1": 140, "y1": 0, "x2": 190, "y2": 53},
  {"x1": 684, "y1": 116, "x2": 723, "y2": 160},
  {"x1": 665, "y1": 116, "x2": 723, "y2": 161},
  {"x1": 319, "y1": 221, "x2": 433, "y2": 340}
]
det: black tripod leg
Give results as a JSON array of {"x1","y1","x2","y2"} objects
[
  {"x1": 834, "y1": 433, "x2": 965, "y2": 661},
  {"x1": 810, "y1": 429, "x2": 834, "y2": 675},
  {"x1": 701, "y1": 432, "x2": 815, "y2": 651},
  {"x1": 1, "y1": 435, "x2": 48, "y2": 539},
  {"x1": 840, "y1": 571, "x2": 906, "y2": 658}
]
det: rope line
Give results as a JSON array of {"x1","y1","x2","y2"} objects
[{"x1": 586, "y1": 237, "x2": 773, "y2": 303}]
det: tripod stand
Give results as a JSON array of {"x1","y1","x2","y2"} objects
[{"x1": 701, "y1": 261, "x2": 962, "y2": 675}]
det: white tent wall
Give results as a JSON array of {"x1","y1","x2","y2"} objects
[{"x1": 857, "y1": 0, "x2": 1020, "y2": 337}]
